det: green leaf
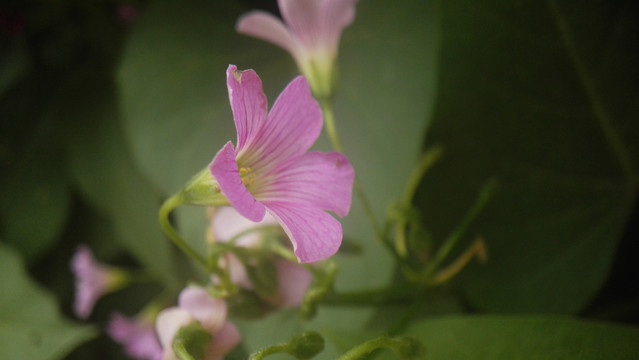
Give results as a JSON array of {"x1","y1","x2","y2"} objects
[
  {"x1": 417, "y1": 0, "x2": 639, "y2": 312},
  {"x1": 0, "y1": 243, "x2": 96, "y2": 359},
  {"x1": 0, "y1": 111, "x2": 70, "y2": 262},
  {"x1": 405, "y1": 315, "x2": 639, "y2": 359},
  {"x1": 67, "y1": 75, "x2": 177, "y2": 282}
]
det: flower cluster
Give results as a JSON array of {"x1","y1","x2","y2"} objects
[{"x1": 72, "y1": 1, "x2": 358, "y2": 359}]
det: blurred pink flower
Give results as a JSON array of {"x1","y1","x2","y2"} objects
[
  {"x1": 71, "y1": 245, "x2": 127, "y2": 319},
  {"x1": 212, "y1": 207, "x2": 312, "y2": 306},
  {"x1": 210, "y1": 65, "x2": 354, "y2": 263},
  {"x1": 237, "y1": 0, "x2": 358, "y2": 97},
  {"x1": 156, "y1": 286, "x2": 240, "y2": 360},
  {"x1": 108, "y1": 312, "x2": 163, "y2": 360}
]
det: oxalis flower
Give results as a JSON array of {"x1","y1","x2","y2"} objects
[
  {"x1": 71, "y1": 245, "x2": 129, "y2": 319},
  {"x1": 156, "y1": 286, "x2": 240, "y2": 360},
  {"x1": 210, "y1": 65, "x2": 354, "y2": 264},
  {"x1": 236, "y1": 0, "x2": 358, "y2": 98},
  {"x1": 212, "y1": 207, "x2": 312, "y2": 307},
  {"x1": 108, "y1": 312, "x2": 163, "y2": 360}
]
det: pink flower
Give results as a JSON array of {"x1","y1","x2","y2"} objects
[
  {"x1": 210, "y1": 65, "x2": 354, "y2": 264},
  {"x1": 236, "y1": 0, "x2": 358, "y2": 97},
  {"x1": 212, "y1": 207, "x2": 312, "y2": 306},
  {"x1": 108, "y1": 312, "x2": 163, "y2": 360},
  {"x1": 156, "y1": 286, "x2": 240, "y2": 360},
  {"x1": 71, "y1": 245, "x2": 127, "y2": 319}
]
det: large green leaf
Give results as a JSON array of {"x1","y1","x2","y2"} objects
[
  {"x1": 417, "y1": 0, "x2": 639, "y2": 313},
  {"x1": 0, "y1": 243, "x2": 96, "y2": 359},
  {"x1": 405, "y1": 315, "x2": 639, "y2": 359},
  {"x1": 0, "y1": 99, "x2": 70, "y2": 262}
]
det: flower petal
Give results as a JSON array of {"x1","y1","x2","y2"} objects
[
  {"x1": 155, "y1": 307, "x2": 193, "y2": 351},
  {"x1": 210, "y1": 141, "x2": 266, "y2": 222},
  {"x1": 320, "y1": 0, "x2": 358, "y2": 51},
  {"x1": 226, "y1": 65, "x2": 268, "y2": 153},
  {"x1": 266, "y1": 202, "x2": 343, "y2": 263},
  {"x1": 278, "y1": 0, "x2": 322, "y2": 49},
  {"x1": 178, "y1": 286, "x2": 228, "y2": 334},
  {"x1": 212, "y1": 206, "x2": 277, "y2": 246},
  {"x1": 240, "y1": 75, "x2": 322, "y2": 170},
  {"x1": 108, "y1": 313, "x2": 163, "y2": 360},
  {"x1": 259, "y1": 151, "x2": 354, "y2": 217},
  {"x1": 207, "y1": 321, "x2": 241, "y2": 360},
  {"x1": 275, "y1": 260, "x2": 312, "y2": 307},
  {"x1": 236, "y1": 11, "x2": 297, "y2": 56}
]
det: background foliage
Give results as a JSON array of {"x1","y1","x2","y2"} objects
[{"x1": 0, "y1": 0, "x2": 637, "y2": 359}]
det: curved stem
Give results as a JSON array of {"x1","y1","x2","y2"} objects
[
  {"x1": 159, "y1": 193, "x2": 208, "y2": 269},
  {"x1": 337, "y1": 336, "x2": 424, "y2": 360},
  {"x1": 421, "y1": 179, "x2": 497, "y2": 279}
]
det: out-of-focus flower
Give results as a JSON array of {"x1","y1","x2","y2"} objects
[
  {"x1": 210, "y1": 65, "x2": 354, "y2": 264},
  {"x1": 108, "y1": 312, "x2": 163, "y2": 360},
  {"x1": 156, "y1": 286, "x2": 240, "y2": 360},
  {"x1": 71, "y1": 245, "x2": 129, "y2": 319},
  {"x1": 236, "y1": 0, "x2": 358, "y2": 98},
  {"x1": 212, "y1": 206, "x2": 312, "y2": 307}
]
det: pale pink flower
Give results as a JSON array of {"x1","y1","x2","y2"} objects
[
  {"x1": 156, "y1": 286, "x2": 240, "y2": 360},
  {"x1": 212, "y1": 207, "x2": 312, "y2": 306},
  {"x1": 71, "y1": 245, "x2": 127, "y2": 319},
  {"x1": 108, "y1": 312, "x2": 163, "y2": 360},
  {"x1": 237, "y1": 0, "x2": 358, "y2": 97},
  {"x1": 210, "y1": 65, "x2": 354, "y2": 263}
]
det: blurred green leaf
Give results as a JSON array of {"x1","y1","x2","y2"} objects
[
  {"x1": 405, "y1": 315, "x2": 639, "y2": 359},
  {"x1": 0, "y1": 243, "x2": 96, "y2": 359},
  {"x1": 418, "y1": 0, "x2": 639, "y2": 312},
  {"x1": 0, "y1": 112, "x2": 70, "y2": 262},
  {"x1": 67, "y1": 75, "x2": 177, "y2": 282}
]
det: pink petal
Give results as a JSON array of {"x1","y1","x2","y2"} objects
[
  {"x1": 155, "y1": 307, "x2": 194, "y2": 351},
  {"x1": 278, "y1": 0, "x2": 322, "y2": 49},
  {"x1": 71, "y1": 245, "x2": 110, "y2": 319},
  {"x1": 178, "y1": 286, "x2": 228, "y2": 334},
  {"x1": 320, "y1": 0, "x2": 358, "y2": 51},
  {"x1": 108, "y1": 313, "x2": 163, "y2": 360},
  {"x1": 239, "y1": 76, "x2": 322, "y2": 170},
  {"x1": 236, "y1": 11, "x2": 297, "y2": 56},
  {"x1": 206, "y1": 321, "x2": 241, "y2": 360},
  {"x1": 226, "y1": 65, "x2": 269, "y2": 153},
  {"x1": 259, "y1": 151, "x2": 354, "y2": 217},
  {"x1": 212, "y1": 206, "x2": 277, "y2": 246},
  {"x1": 266, "y1": 202, "x2": 343, "y2": 263},
  {"x1": 275, "y1": 260, "x2": 312, "y2": 307},
  {"x1": 210, "y1": 141, "x2": 266, "y2": 222}
]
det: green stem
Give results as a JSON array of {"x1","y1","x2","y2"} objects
[
  {"x1": 159, "y1": 193, "x2": 208, "y2": 269},
  {"x1": 394, "y1": 146, "x2": 444, "y2": 257},
  {"x1": 248, "y1": 344, "x2": 289, "y2": 360},
  {"x1": 322, "y1": 284, "x2": 425, "y2": 307},
  {"x1": 547, "y1": 0, "x2": 638, "y2": 185},
  {"x1": 337, "y1": 336, "x2": 424, "y2": 360},
  {"x1": 421, "y1": 179, "x2": 498, "y2": 280}
]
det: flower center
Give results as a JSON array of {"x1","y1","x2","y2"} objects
[{"x1": 239, "y1": 167, "x2": 256, "y2": 188}]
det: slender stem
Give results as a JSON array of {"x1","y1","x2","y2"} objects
[
  {"x1": 428, "y1": 236, "x2": 487, "y2": 285},
  {"x1": 337, "y1": 337, "x2": 423, "y2": 360},
  {"x1": 547, "y1": 0, "x2": 638, "y2": 185},
  {"x1": 394, "y1": 146, "x2": 444, "y2": 257},
  {"x1": 159, "y1": 193, "x2": 208, "y2": 269},
  {"x1": 421, "y1": 179, "x2": 497, "y2": 279},
  {"x1": 248, "y1": 344, "x2": 288, "y2": 360},
  {"x1": 322, "y1": 284, "x2": 424, "y2": 306},
  {"x1": 320, "y1": 98, "x2": 343, "y2": 153}
]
